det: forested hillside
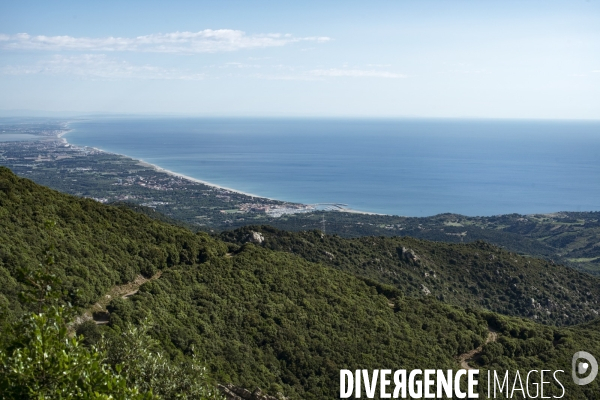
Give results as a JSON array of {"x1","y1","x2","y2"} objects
[
  {"x1": 103, "y1": 242, "x2": 600, "y2": 399},
  {"x1": 248, "y1": 211, "x2": 600, "y2": 274},
  {"x1": 0, "y1": 166, "x2": 226, "y2": 317},
  {"x1": 220, "y1": 226, "x2": 600, "y2": 326},
  {"x1": 1, "y1": 166, "x2": 600, "y2": 399}
]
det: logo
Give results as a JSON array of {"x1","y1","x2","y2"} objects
[{"x1": 572, "y1": 351, "x2": 598, "y2": 386}]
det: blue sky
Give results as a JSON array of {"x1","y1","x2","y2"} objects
[{"x1": 1, "y1": 0, "x2": 599, "y2": 118}]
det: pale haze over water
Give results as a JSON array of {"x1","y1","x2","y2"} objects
[{"x1": 66, "y1": 118, "x2": 600, "y2": 217}]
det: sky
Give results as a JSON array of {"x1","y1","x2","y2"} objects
[{"x1": 1, "y1": 0, "x2": 599, "y2": 119}]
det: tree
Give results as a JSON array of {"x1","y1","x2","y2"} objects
[
  {"x1": 101, "y1": 318, "x2": 223, "y2": 399},
  {"x1": 0, "y1": 220, "x2": 220, "y2": 399},
  {"x1": 0, "y1": 305, "x2": 152, "y2": 399}
]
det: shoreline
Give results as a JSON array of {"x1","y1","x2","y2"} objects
[
  {"x1": 59, "y1": 123, "x2": 385, "y2": 216},
  {"x1": 61, "y1": 121, "x2": 277, "y2": 200},
  {"x1": 135, "y1": 159, "x2": 277, "y2": 201}
]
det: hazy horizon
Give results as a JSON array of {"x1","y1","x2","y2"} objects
[
  {"x1": 2, "y1": 112, "x2": 600, "y2": 122},
  {"x1": 1, "y1": 1, "x2": 599, "y2": 120}
]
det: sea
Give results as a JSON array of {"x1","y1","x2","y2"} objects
[{"x1": 65, "y1": 118, "x2": 600, "y2": 217}]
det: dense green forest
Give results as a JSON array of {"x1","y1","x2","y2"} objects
[
  {"x1": 220, "y1": 226, "x2": 600, "y2": 326},
  {"x1": 243, "y1": 211, "x2": 600, "y2": 274},
  {"x1": 102, "y1": 242, "x2": 600, "y2": 398},
  {"x1": 0, "y1": 166, "x2": 227, "y2": 316},
  {"x1": 1, "y1": 166, "x2": 600, "y2": 399}
]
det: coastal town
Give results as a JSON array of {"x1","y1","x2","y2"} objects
[{"x1": 0, "y1": 120, "x2": 318, "y2": 229}]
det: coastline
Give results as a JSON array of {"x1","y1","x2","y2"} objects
[
  {"x1": 132, "y1": 158, "x2": 386, "y2": 216},
  {"x1": 61, "y1": 121, "x2": 277, "y2": 200},
  {"x1": 59, "y1": 123, "x2": 383, "y2": 216},
  {"x1": 134, "y1": 159, "x2": 276, "y2": 201}
]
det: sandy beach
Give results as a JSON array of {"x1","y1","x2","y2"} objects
[
  {"x1": 134, "y1": 159, "x2": 274, "y2": 200},
  {"x1": 59, "y1": 122, "x2": 288, "y2": 201},
  {"x1": 58, "y1": 122, "x2": 384, "y2": 216}
]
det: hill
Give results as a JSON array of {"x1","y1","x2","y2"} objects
[
  {"x1": 220, "y1": 226, "x2": 600, "y2": 326},
  {"x1": 103, "y1": 242, "x2": 600, "y2": 399},
  {"x1": 1, "y1": 166, "x2": 600, "y2": 399},
  {"x1": 0, "y1": 166, "x2": 226, "y2": 317},
  {"x1": 251, "y1": 211, "x2": 600, "y2": 274}
]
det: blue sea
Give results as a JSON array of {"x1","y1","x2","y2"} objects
[{"x1": 66, "y1": 118, "x2": 600, "y2": 217}]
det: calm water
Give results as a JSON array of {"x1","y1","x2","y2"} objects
[{"x1": 66, "y1": 118, "x2": 600, "y2": 217}]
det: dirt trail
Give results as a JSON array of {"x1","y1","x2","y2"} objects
[
  {"x1": 458, "y1": 329, "x2": 498, "y2": 370},
  {"x1": 73, "y1": 271, "x2": 161, "y2": 326}
]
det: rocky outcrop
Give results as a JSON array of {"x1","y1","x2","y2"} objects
[
  {"x1": 218, "y1": 384, "x2": 287, "y2": 400},
  {"x1": 247, "y1": 231, "x2": 265, "y2": 244},
  {"x1": 400, "y1": 246, "x2": 420, "y2": 263}
]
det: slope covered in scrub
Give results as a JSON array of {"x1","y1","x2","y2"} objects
[
  {"x1": 0, "y1": 166, "x2": 226, "y2": 315},
  {"x1": 1, "y1": 166, "x2": 600, "y2": 399},
  {"x1": 220, "y1": 226, "x2": 600, "y2": 326}
]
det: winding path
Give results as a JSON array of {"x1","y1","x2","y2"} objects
[
  {"x1": 458, "y1": 329, "x2": 498, "y2": 370},
  {"x1": 73, "y1": 271, "x2": 162, "y2": 327}
]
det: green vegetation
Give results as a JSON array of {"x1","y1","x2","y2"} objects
[
  {"x1": 98, "y1": 319, "x2": 222, "y2": 399},
  {"x1": 473, "y1": 312, "x2": 600, "y2": 399},
  {"x1": 0, "y1": 305, "x2": 151, "y2": 399},
  {"x1": 0, "y1": 228, "x2": 219, "y2": 400},
  {"x1": 0, "y1": 304, "x2": 222, "y2": 399},
  {"x1": 220, "y1": 226, "x2": 600, "y2": 326},
  {"x1": 2, "y1": 167, "x2": 600, "y2": 399},
  {"x1": 104, "y1": 242, "x2": 600, "y2": 398},
  {"x1": 105, "y1": 243, "x2": 490, "y2": 398},
  {"x1": 0, "y1": 166, "x2": 227, "y2": 315},
  {"x1": 250, "y1": 211, "x2": 600, "y2": 274}
]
